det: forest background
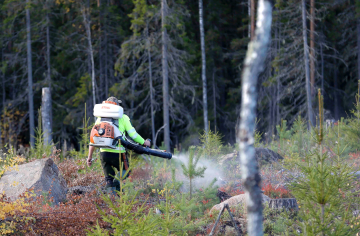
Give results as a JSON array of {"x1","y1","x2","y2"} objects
[{"x1": 0, "y1": 0, "x2": 359, "y2": 151}]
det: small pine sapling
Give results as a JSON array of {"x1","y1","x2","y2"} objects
[
  {"x1": 181, "y1": 146, "x2": 206, "y2": 199},
  {"x1": 31, "y1": 108, "x2": 53, "y2": 159},
  {"x1": 199, "y1": 126, "x2": 223, "y2": 159},
  {"x1": 290, "y1": 89, "x2": 360, "y2": 235},
  {"x1": 275, "y1": 119, "x2": 292, "y2": 154},
  {"x1": 291, "y1": 115, "x2": 307, "y2": 156},
  {"x1": 342, "y1": 80, "x2": 360, "y2": 152}
]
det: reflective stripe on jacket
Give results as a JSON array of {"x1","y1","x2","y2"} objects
[{"x1": 95, "y1": 114, "x2": 145, "y2": 153}]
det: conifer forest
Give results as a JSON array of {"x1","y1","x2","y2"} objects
[{"x1": 1, "y1": 0, "x2": 360, "y2": 235}]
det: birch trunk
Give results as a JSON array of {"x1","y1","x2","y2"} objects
[
  {"x1": 82, "y1": 1, "x2": 96, "y2": 109},
  {"x1": 199, "y1": 0, "x2": 208, "y2": 133},
  {"x1": 42, "y1": 88, "x2": 52, "y2": 145},
  {"x1": 162, "y1": 0, "x2": 170, "y2": 151},
  {"x1": 238, "y1": 1, "x2": 273, "y2": 235},
  {"x1": 310, "y1": 0, "x2": 315, "y2": 96},
  {"x1": 26, "y1": 0, "x2": 35, "y2": 147},
  {"x1": 302, "y1": 0, "x2": 314, "y2": 127}
]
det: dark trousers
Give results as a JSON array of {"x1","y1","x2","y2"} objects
[{"x1": 100, "y1": 152, "x2": 129, "y2": 187}]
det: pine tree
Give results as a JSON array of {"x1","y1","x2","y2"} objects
[
  {"x1": 181, "y1": 146, "x2": 206, "y2": 199},
  {"x1": 290, "y1": 89, "x2": 360, "y2": 235}
]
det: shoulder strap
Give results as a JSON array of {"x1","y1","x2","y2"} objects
[{"x1": 100, "y1": 118, "x2": 119, "y2": 127}]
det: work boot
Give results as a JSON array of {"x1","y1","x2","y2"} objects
[
  {"x1": 105, "y1": 186, "x2": 117, "y2": 196},
  {"x1": 105, "y1": 179, "x2": 117, "y2": 196}
]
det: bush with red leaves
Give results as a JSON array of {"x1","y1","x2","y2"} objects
[{"x1": 262, "y1": 183, "x2": 292, "y2": 199}]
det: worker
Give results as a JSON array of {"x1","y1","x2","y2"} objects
[{"x1": 87, "y1": 96, "x2": 151, "y2": 193}]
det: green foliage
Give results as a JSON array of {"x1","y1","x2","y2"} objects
[
  {"x1": 181, "y1": 146, "x2": 206, "y2": 199},
  {"x1": 87, "y1": 186, "x2": 166, "y2": 235},
  {"x1": 276, "y1": 119, "x2": 292, "y2": 153},
  {"x1": 88, "y1": 159, "x2": 206, "y2": 235},
  {"x1": 199, "y1": 128, "x2": 223, "y2": 160},
  {"x1": 263, "y1": 205, "x2": 298, "y2": 236},
  {"x1": 342, "y1": 88, "x2": 360, "y2": 152},
  {"x1": 289, "y1": 93, "x2": 360, "y2": 235},
  {"x1": 290, "y1": 116, "x2": 307, "y2": 156},
  {"x1": 30, "y1": 109, "x2": 53, "y2": 159}
]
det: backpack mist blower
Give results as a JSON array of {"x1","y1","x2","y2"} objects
[{"x1": 89, "y1": 101, "x2": 172, "y2": 160}]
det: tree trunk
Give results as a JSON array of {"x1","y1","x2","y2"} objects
[
  {"x1": 310, "y1": 0, "x2": 315, "y2": 96},
  {"x1": 82, "y1": 1, "x2": 96, "y2": 110},
  {"x1": 251, "y1": 0, "x2": 256, "y2": 40},
  {"x1": 358, "y1": 18, "x2": 360, "y2": 84},
  {"x1": 276, "y1": 19, "x2": 280, "y2": 127},
  {"x1": 147, "y1": 25, "x2": 156, "y2": 146},
  {"x1": 99, "y1": 7, "x2": 104, "y2": 100},
  {"x1": 334, "y1": 53, "x2": 339, "y2": 120},
  {"x1": 162, "y1": 0, "x2": 170, "y2": 151},
  {"x1": 189, "y1": 178, "x2": 192, "y2": 200},
  {"x1": 302, "y1": 0, "x2": 314, "y2": 128},
  {"x1": 238, "y1": 1, "x2": 273, "y2": 235},
  {"x1": 45, "y1": 1, "x2": 53, "y2": 146},
  {"x1": 248, "y1": 0, "x2": 251, "y2": 38},
  {"x1": 320, "y1": 42, "x2": 324, "y2": 96},
  {"x1": 104, "y1": 0, "x2": 109, "y2": 98},
  {"x1": 42, "y1": 88, "x2": 52, "y2": 145},
  {"x1": 0, "y1": 46, "x2": 3, "y2": 148},
  {"x1": 26, "y1": 0, "x2": 35, "y2": 147},
  {"x1": 199, "y1": 0, "x2": 208, "y2": 133},
  {"x1": 212, "y1": 69, "x2": 217, "y2": 129}
]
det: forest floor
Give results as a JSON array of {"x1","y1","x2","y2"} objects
[{"x1": 1, "y1": 117, "x2": 360, "y2": 235}]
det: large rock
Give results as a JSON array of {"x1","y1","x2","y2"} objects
[
  {"x1": 210, "y1": 193, "x2": 271, "y2": 214},
  {"x1": 0, "y1": 158, "x2": 67, "y2": 204}
]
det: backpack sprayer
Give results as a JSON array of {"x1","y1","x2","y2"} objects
[{"x1": 89, "y1": 101, "x2": 172, "y2": 160}]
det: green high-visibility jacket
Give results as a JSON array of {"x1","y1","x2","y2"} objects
[{"x1": 95, "y1": 114, "x2": 145, "y2": 153}]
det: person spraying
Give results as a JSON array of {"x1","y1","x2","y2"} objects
[{"x1": 87, "y1": 96, "x2": 171, "y2": 193}]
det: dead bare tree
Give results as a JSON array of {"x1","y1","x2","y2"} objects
[
  {"x1": 199, "y1": 0, "x2": 208, "y2": 133},
  {"x1": 238, "y1": 0, "x2": 273, "y2": 235},
  {"x1": 302, "y1": 0, "x2": 315, "y2": 127},
  {"x1": 358, "y1": 18, "x2": 360, "y2": 83},
  {"x1": 82, "y1": 0, "x2": 96, "y2": 109},
  {"x1": 44, "y1": 0, "x2": 53, "y2": 145},
  {"x1": 26, "y1": 0, "x2": 35, "y2": 147},
  {"x1": 162, "y1": 0, "x2": 170, "y2": 151},
  {"x1": 310, "y1": 0, "x2": 316, "y2": 97}
]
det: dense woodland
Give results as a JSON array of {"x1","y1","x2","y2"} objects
[{"x1": 0, "y1": 0, "x2": 359, "y2": 151}]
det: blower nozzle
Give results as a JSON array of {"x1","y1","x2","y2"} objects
[{"x1": 116, "y1": 137, "x2": 172, "y2": 160}]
